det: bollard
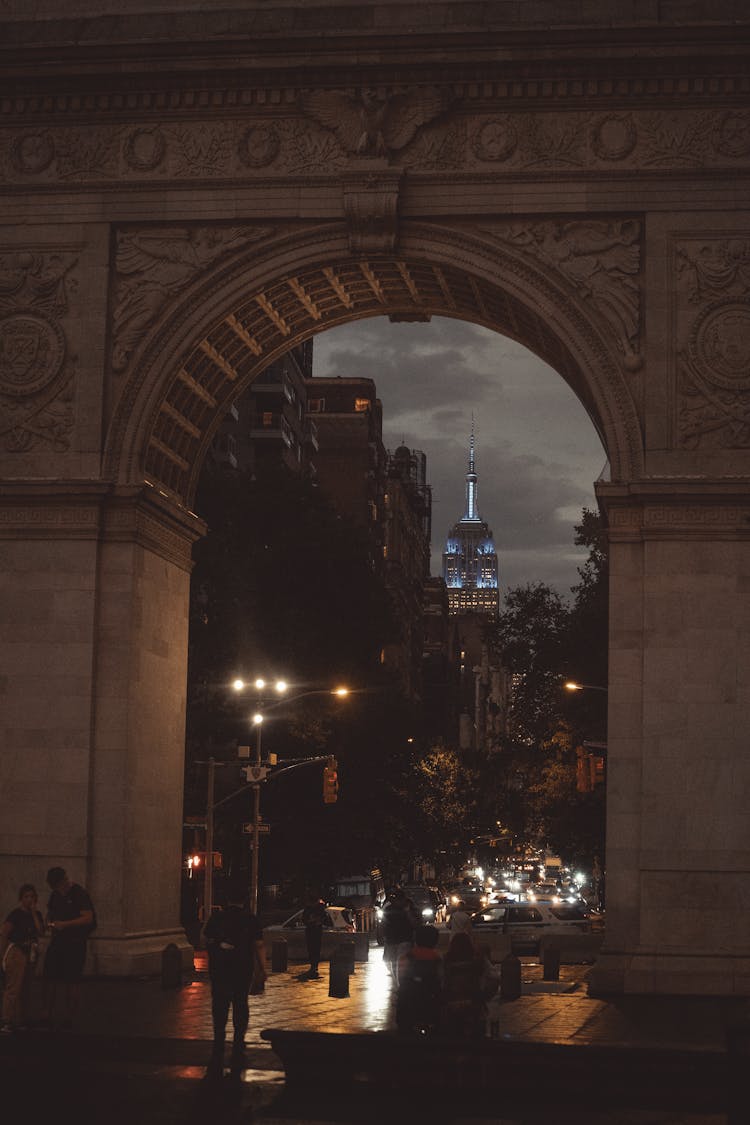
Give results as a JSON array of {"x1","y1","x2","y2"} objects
[
  {"x1": 499, "y1": 952, "x2": 521, "y2": 1000},
  {"x1": 542, "y1": 944, "x2": 561, "y2": 982},
  {"x1": 161, "y1": 942, "x2": 182, "y2": 989},
  {"x1": 328, "y1": 949, "x2": 350, "y2": 998},
  {"x1": 339, "y1": 938, "x2": 356, "y2": 975},
  {"x1": 271, "y1": 938, "x2": 288, "y2": 973}
]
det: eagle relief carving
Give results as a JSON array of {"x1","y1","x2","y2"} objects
[{"x1": 301, "y1": 86, "x2": 451, "y2": 160}]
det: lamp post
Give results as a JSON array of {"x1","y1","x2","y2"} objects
[{"x1": 232, "y1": 678, "x2": 350, "y2": 914}]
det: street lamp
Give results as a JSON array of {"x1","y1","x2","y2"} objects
[
  {"x1": 564, "y1": 681, "x2": 608, "y2": 693},
  {"x1": 232, "y1": 679, "x2": 350, "y2": 914}
]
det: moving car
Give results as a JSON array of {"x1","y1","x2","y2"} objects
[
  {"x1": 402, "y1": 883, "x2": 447, "y2": 924},
  {"x1": 470, "y1": 901, "x2": 592, "y2": 953},
  {"x1": 263, "y1": 905, "x2": 355, "y2": 961}
]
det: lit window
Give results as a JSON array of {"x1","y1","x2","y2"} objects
[
  {"x1": 354, "y1": 398, "x2": 370, "y2": 412},
  {"x1": 262, "y1": 412, "x2": 273, "y2": 427}
]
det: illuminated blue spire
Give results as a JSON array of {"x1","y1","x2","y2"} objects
[
  {"x1": 464, "y1": 419, "x2": 479, "y2": 521},
  {"x1": 442, "y1": 419, "x2": 500, "y2": 616}
]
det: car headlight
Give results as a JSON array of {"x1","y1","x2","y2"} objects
[
  {"x1": 422, "y1": 907, "x2": 434, "y2": 917},
  {"x1": 450, "y1": 895, "x2": 460, "y2": 905}
]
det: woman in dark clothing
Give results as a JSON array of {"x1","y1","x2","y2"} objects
[{"x1": 1, "y1": 883, "x2": 44, "y2": 1032}]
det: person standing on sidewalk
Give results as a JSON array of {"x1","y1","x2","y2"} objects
[
  {"x1": 0, "y1": 883, "x2": 45, "y2": 1033},
  {"x1": 41, "y1": 866, "x2": 96, "y2": 1030},
  {"x1": 301, "y1": 893, "x2": 327, "y2": 980},
  {"x1": 203, "y1": 881, "x2": 266, "y2": 1080},
  {"x1": 382, "y1": 886, "x2": 418, "y2": 982}
]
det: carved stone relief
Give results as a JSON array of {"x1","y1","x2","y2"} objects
[
  {"x1": 2, "y1": 104, "x2": 749, "y2": 184},
  {"x1": 342, "y1": 170, "x2": 402, "y2": 253},
  {"x1": 675, "y1": 239, "x2": 750, "y2": 450},
  {"x1": 0, "y1": 250, "x2": 77, "y2": 452},
  {"x1": 479, "y1": 219, "x2": 642, "y2": 370},
  {"x1": 111, "y1": 225, "x2": 271, "y2": 373}
]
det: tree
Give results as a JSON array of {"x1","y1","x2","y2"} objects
[{"x1": 489, "y1": 582, "x2": 571, "y2": 746}]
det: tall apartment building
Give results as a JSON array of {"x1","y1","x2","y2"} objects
[
  {"x1": 382, "y1": 445, "x2": 432, "y2": 699},
  {"x1": 305, "y1": 375, "x2": 433, "y2": 701},
  {"x1": 209, "y1": 341, "x2": 317, "y2": 478}
]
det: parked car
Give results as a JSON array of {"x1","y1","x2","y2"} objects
[
  {"x1": 263, "y1": 905, "x2": 355, "y2": 961},
  {"x1": 470, "y1": 901, "x2": 592, "y2": 953}
]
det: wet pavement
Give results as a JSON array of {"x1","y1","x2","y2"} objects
[{"x1": 1, "y1": 942, "x2": 746, "y2": 1124}]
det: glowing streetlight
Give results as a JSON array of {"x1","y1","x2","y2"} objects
[{"x1": 564, "y1": 681, "x2": 608, "y2": 694}]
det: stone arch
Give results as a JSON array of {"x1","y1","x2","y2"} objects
[{"x1": 106, "y1": 220, "x2": 644, "y2": 506}]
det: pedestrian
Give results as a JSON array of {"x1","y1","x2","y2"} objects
[
  {"x1": 441, "y1": 930, "x2": 497, "y2": 1038},
  {"x1": 301, "y1": 893, "x2": 327, "y2": 979},
  {"x1": 381, "y1": 886, "x2": 418, "y2": 982},
  {"x1": 203, "y1": 879, "x2": 266, "y2": 1081},
  {"x1": 447, "y1": 898, "x2": 473, "y2": 934},
  {"x1": 0, "y1": 883, "x2": 45, "y2": 1033},
  {"x1": 396, "y1": 923, "x2": 443, "y2": 1035},
  {"x1": 41, "y1": 866, "x2": 96, "y2": 1030}
]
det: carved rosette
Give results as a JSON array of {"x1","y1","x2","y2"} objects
[
  {"x1": 2, "y1": 103, "x2": 750, "y2": 184},
  {"x1": 676, "y1": 239, "x2": 750, "y2": 450},
  {"x1": 0, "y1": 251, "x2": 77, "y2": 453}
]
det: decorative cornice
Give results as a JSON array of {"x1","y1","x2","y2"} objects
[
  {"x1": 597, "y1": 479, "x2": 750, "y2": 539},
  {"x1": 0, "y1": 481, "x2": 204, "y2": 568}
]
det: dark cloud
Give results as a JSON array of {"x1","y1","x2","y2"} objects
[{"x1": 313, "y1": 317, "x2": 606, "y2": 596}]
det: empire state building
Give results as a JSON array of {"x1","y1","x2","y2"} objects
[{"x1": 442, "y1": 433, "x2": 500, "y2": 616}]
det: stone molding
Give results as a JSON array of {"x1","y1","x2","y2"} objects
[
  {"x1": 597, "y1": 480, "x2": 750, "y2": 539},
  {"x1": 2, "y1": 106, "x2": 750, "y2": 186},
  {"x1": 0, "y1": 481, "x2": 204, "y2": 568}
]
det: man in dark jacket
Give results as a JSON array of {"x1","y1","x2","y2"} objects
[
  {"x1": 203, "y1": 880, "x2": 266, "y2": 1080},
  {"x1": 301, "y1": 894, "x2": 327, "y2": 979},
  {"x1": 41, "y1": 866, "x2": 96, "y2": 1029}
]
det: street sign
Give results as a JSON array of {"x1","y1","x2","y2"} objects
[
  {"x1": 242, "y1": 765, "x2": 269, "y2": 783},
  {"x1": 242, "y1": 822, "x2": 271, "y2": 835}
]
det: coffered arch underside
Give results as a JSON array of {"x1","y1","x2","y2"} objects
[{"x1": 108, "y1": 222, "x2": 644, "y2": 508}]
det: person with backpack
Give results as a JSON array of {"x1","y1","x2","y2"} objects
[{"x1": 41, "y1": 866, "x2": 96, "y2": 1029}]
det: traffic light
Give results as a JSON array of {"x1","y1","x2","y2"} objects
[{"x1": 323, "y1": 756, "x2": 339, "y2": 803}]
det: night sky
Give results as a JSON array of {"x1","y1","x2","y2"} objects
[{"x1": 313, "y1": 317, "x2": 607, "y2": 600}]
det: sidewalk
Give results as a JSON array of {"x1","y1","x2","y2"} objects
[{"x1": 1, "y1": 943, "x2": 745, "y2": 1124}]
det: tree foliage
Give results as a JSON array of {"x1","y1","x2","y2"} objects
[{"x1": 484, "y1": 507, "x2": 609, "y2": 865}]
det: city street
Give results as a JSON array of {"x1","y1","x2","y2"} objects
[{"x1": 0, "y1": 942, "x2": 742, "y2": 1125}]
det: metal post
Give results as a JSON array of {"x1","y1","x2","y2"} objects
[
  {"x1": 250, "y1": 723, "x2": 261, "y2": 915},
  {"x1": 205, "y1": 757, "x2": 216, "y2": 919}
]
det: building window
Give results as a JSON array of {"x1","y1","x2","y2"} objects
[
  {"x1": 308, "y1": 398, "x2": 325, "y2": 412},
  {"x1": 354, "y1": 397, "x2": 370, "y2": 412},
  {"x1": 262, "y1": 412, "x2": 273, "y2": 427}
]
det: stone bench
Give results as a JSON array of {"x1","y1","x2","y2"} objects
[{"x1": 259, "y1": 1027, "x2": 727, "y2": 1112}]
